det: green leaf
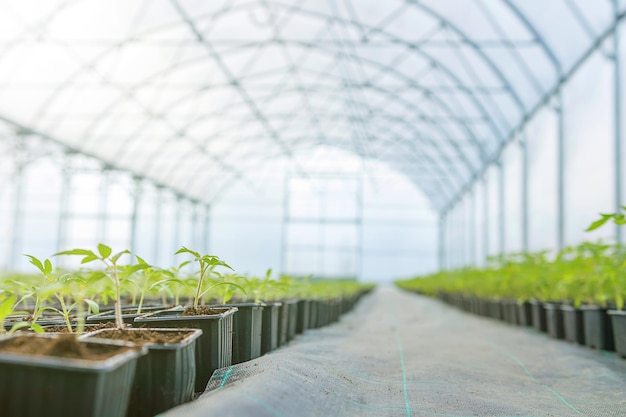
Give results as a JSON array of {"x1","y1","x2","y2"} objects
[
  {"x1": 126, "y1": 263, "x2": 150, "y2": 275},
  {"x1": 8, "y1": 321, "x2": 35, "y2": 334},
  {"x1": 111, "y1": 250, "x2": 130, "y2": 264},
  {"x1": 43, "y1": 259, "x2": 53, "y2": 275},
  {"x1": 81, "y1": 255, "x2": 99, "y2": 264},
  {"x1": 175, "y1": 246, "x2": 200, "y2": 258},
  {"x1": 24, "y1": 254, "x2": 45, "y2": 274},
  {"x1": 586, "y1": 214, "x2": 613, "y2": 232},
  {"x1": 54, "y1": 249, "x2": 96, "y2": 257},
  {"x1": 84, "y1": 299, "x2": 100, "y2": 314},
  {"x1": 0, "y1": 295, "x2": 17, "y2": 319},
  {"x1": 97, "y1": 244, "x2": 112, "y2": 259},
  {"x1": 135, "y1": 255, "x2": 148, "y2": 265},
  {"x1": 30, "y1": 323, "x2": 44, "y2": 334}
]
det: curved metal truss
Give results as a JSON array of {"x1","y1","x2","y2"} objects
[{"x1": 0, "y1": 0, "x2": 624, "y2": 210}]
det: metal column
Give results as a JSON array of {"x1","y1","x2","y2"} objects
[
  {"x1": 469, "y1": 188, "x2": 476, "y2": 266},
  {"x1": 438, "y1": 212, "x2": 446, "y2": 271},
  {"x1": 498, "y1": 161, "x2": 505, "y2": 256},
  {"x1": 97, "y1": 170, "x2": 110, "y2": 245},
  {"x1": 56, "y1": 155, "x2": 71, "y2": 255},
  {"x1": 9, "y1": 164, "x2": 25, "y2": 270},
  {"x1": 614, "y1": 0, "x2": 624, "y2": 244},
  {"x1": 203, "y1": 204, "x2": 211, "y2": 253},
  {"x1": 520, "y1": 137, "x2": 529, "y2": 252},
  {"x1": 153, "y1": 187, "x2": 163, "y2": 262},
  {"x1": 483, "y1": 174, "x2": 489, "y2": 264},
  {"x1": 556, "y1": 94, "x2": 565, "y2": 250},
  {"x1": 129, "y1": 177, "x2": 141, "y2": 256}
]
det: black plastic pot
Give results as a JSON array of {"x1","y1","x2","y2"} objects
[
  {"x1": 308, "y1": 300, "x2": 318, "y2": 329},
  {"x1": 544, "y1": 303, "x2": 565, "y2": 339},
  {"x1": 87, "y1": 306, "x2": 167, "y2": 325},
  {"x1": 296, "y1": 299, "x2": 310, "y2": 334},
  {"x1": 561, "y1": 305, "x2": 585, "y2": 345},
  {"x1": 276, "y1": 301, "x2": 291, "y2": 347},
  {"x1": 134, "y1": 307, "x2": 236, "y2": 391},
  {"x1": 581, "y1": 306, "x2": 615, "y2": 351},
  {"x1": 486, "y1": 299, "x2": 503, "y2": 320},
  {"x1": 517, "y1": 302, "x2": 532, "y2": 326},
  {"x1": 501, "y1": 300, "x2": 518, "y2": 325},
  {"x1": 0, "y1": 334, "x2": 144, "y2": 417},
  {"x1": 83, "y1": 328, "x2": 202, "y2": 417},
  {"x1": 218, "y1": 303, "x2": 264, "y2": 364},
  {"x1": 261, "y1": 302, "x2": 281, "y2": 355},
  {"x1": 530, "y1": 300, "x2": 547, "y2": 332},
  {"x1": 608, "y1": 310, "x2": 626, "y2": 358},
  {"x1": 284, "y1": 299, "x2": 298, "y2": 341}
]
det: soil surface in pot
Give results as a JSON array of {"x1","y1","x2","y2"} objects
[
  {"x1": 0, "y1": 335, "x2": 131, "y2": 360},
  {"x1": 93, "y1": 329, "x2": 192, "y2": 344},
  {"x1": 43, "y1": 322, "x2": 119, "y2": 333},
  {"x1": 181, "y1": 306, "x2": 224, "y2": 316}
]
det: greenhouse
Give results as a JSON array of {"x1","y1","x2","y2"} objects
[{"x1": 1, "y1": 1, "x2": 626, "y2": 416}]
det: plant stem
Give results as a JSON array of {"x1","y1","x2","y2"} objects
[
  {"x1": 193, "y1": 263, "x2": 205, "y2": 310},
  {"x1": 57, "y1": 295, "x2": 72, "y2": 333},
  {"x1": 112, "y1": 263, "x2": 124, "y2": 329}
]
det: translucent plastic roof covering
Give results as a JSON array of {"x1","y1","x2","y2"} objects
[{"x1": 0, "y1": 0, "x2": 624, "y2": 209}]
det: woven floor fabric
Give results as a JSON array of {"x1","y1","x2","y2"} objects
[{"x1": 161, "y1": 286, "x2": 626, "y2": 417}]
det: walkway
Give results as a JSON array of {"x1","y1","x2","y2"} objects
[{"x1": 163, "y1": 286, "x2": 626, "y2": 417}]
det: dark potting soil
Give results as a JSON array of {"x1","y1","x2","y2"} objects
[
  {"x1": 0, "y1": 335, "x2": 132, "y2": 360},
  {"x1": 93, "y1": 329, "x2": 192, "y2": 344},
  {"x1": 43, "y1": 322, "x2": 118, "y2": 333},
  {"x1": 181, "y1": 306, "x2": 224, "y2": 316}
]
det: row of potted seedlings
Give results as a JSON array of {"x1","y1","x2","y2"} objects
[
  {"x1": 396, "y1": 241, "x2": 626, "y2": 358},
  {"x1": 0, "y1": 244, "x2": 373, "y2": 417}
]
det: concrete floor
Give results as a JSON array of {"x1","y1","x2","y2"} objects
[{"x1": 163, "y1": 285, "x2": 626, "y2": 417}]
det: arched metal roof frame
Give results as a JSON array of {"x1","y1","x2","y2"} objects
[
  {"x1": 0, "y1": 0, "x2": 622, "y2": 210},
  {"x1": 25, "y1": 1, "x2": 525, "y2": 174}
]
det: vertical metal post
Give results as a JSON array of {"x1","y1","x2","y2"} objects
[
  {"x1": 483, "y1": 174, "x2": 489, "y2": 263},
  {"x1": 520, "y1": 136, "x2": 529, "y2": 252},
  {"x1": 356, "y1": 174, "x2": 364, "y2": 280},
  {"x1": 9, "y1": 164, "x2": 25, "y2": 270},
  {"x1": 614, "y1": 0, "x2": 623, "y2": 244},
  {"x1": 98, "y1": 170, "x2": 110, "y2": 245},
  {"x1": 279, "y1": 174, "x2": 290, "y2": 274},
  {"x1": 556, "y1": 93, "x2": 565, "y2": 250},
  {"x1": 129, "y1": 177, "x2": 141, "y2": 256},
  {"x1": 470, "y1": 188, "x2": 476, "y2": 266},
  {"x1": 174, "y1": 196, "x2": 182, "y2": 254},
  {"x1": 498, "y1": 161, "x2": 505, "y2": 256},
  {"x1": 56, "y1": 156, "x2": 71, "y2": 255},
  {"x1": 438, "y1": 212, "x2": 445, "y2": 271},
  {"x1": 203, "y1": 204, "x2": 211, "y2": 253},
  {"x1": 191, "y1": 202, "x2": 199, "y2": 249},
  {"x1": 153, "y1": 187, "x2": 163, "y2": 262}
]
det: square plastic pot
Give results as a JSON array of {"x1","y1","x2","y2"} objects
[
  {"x1": 561, "y1": 305, "x2": 585, "y2": 345},
  {"x1": 501, "y1": 300, "x2": 518, "y2": 325},
  {"x1": 530, "y1": 300, "x2": 547, "y2": 332},
  {"x1": 284, "y1": 299, "x2": 298, "y2": 341},
  {"x1": 544, "y1": 303, "x2": 565, "y2": 339},
  {"x1": 261, "y1": 302, "x2": 281, "y2": 355},
  {"x1": 218, "y1": 303, "x2": 264, "y2": 364},
  {"x1": 308, "y1": 300, "x2": 318, "y2": 329},
  {"x1": 581, "y1": 306, "x2": 615, "y2": 351},
  {"x1": 82, "y1": 328, "x2": 202, "y2": 417},
  {"x1": 0, "y1": 334, "x2": 144, "y2": 417},
  {"x1": 517, "y1": 302, "x2": 532, "y2": 326},
  {"x1": 134, "y1": 307, "x2": 236, "y2": 391},
  {"x1": 296, "y1": 299, "x2": 310, "y2": 334},
  {"x1": 276, "y1": 301, "x2": 291, "y2": 346},
  {"x1": 608, "y1": 310, "x2": 626, "y2": 358}
]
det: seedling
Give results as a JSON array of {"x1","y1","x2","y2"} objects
[
  {"x1": 55, "y1": 244, "x2": 148, "y2": 329},
  {"x1": 175, "y1": 247, "x2": 243, "y2": 310}
]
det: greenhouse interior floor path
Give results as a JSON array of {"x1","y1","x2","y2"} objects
[{"x1": 162, "y1": 286, "x2": 626, "y2": 417}]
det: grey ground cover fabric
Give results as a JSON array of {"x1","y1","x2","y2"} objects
[{"x1": 161, "y1": 286, "x2": 626, "y2": 417}]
